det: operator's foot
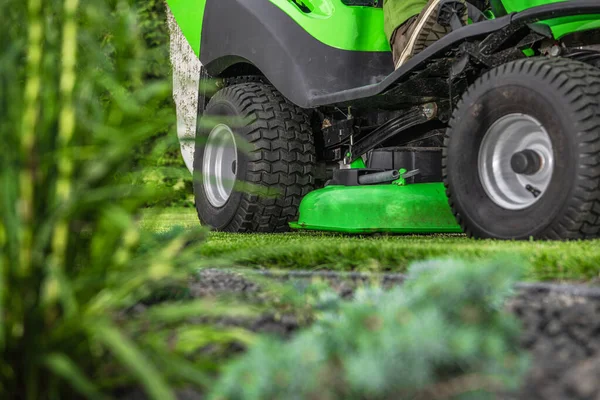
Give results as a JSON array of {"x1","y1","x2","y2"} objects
[{"x1": 391, "y1": 0, "x2": 468, "y2": 70}]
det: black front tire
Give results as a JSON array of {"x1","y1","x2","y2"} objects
[
  {"x1": 194, "y1": 83, "x2": 315, "y2": 233},
  {"x1": 443, "y1": 58, "x2": 600, "y2": 240}
]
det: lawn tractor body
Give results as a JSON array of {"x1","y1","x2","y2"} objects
[
  {"x1": 168, "y1": 0, "x2": 599, "y2": 107},
  {"x1": 167, "y1": 0, "x2": 600, "y2": 239}
]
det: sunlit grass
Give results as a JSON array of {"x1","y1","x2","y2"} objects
[{"x1": 140, "y1": 208, "x2": 600, "y2": 283}]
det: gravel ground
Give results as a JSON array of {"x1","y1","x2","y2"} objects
[
  {"x1": 509, "y1": 286, "x2": 600, "y2": 400},
  {"x1": 122, "y1": 270, "x2": 600, "y2": 400}
]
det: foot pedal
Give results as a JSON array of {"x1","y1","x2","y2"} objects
[{"x1": 437, "y1": 0, "x2": 468, "y2": 31}]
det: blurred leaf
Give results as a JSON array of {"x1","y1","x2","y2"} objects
[
  {"x1": 145, "y1": 299, "x2": 259, "y2": 323},
  {"x1": 141, "y1": 325, "x2": 256, "y2": 355},
  {"x1": 44, "y1": 353, "x2": 107, "y2": 400},
  {"x1": 93, "y1": 322, "x2": 175, "y2": 400}
]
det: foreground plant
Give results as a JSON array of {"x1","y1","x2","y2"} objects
[
  {"x1": 0, "y1": 1, "x2": 252, "y2": 398},
  {"x1": 211, "y1": 258, "x2": 530, "y2": 400}
]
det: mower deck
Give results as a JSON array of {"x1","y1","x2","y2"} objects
[{"x1": 290, "y1": 183, "x2": 462, "y2": 234}]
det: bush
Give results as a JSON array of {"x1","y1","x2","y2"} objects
[
  {"x1": 130, "y1": 0, "x2": 195, "y2": 208},
  {"x1": 210, "y1": 258, "x2": 530, "y2": 400},
  {"x1": 133, "y1": 0, "x2": 171, "y2": 81},
  {"x1": 0, "y1": 1, "x2": 247, "y2": 398}
]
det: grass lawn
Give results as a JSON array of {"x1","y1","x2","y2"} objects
[{"x1": 140, "y1": 208, "x2": 600, "y2": 283}]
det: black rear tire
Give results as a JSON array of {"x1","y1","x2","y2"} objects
[
  {"x1": 194, "y1": 83, "x2": 315, "y2": 232},
  {"x1": 443, "y1": 57, "x2": 600, "y2": 240}
]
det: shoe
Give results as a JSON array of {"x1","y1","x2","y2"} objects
[{"x1": 391, "y1": 0, "x2": 468, "y2": 70}]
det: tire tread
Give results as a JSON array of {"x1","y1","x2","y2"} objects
[{"x1": 197, "y1": 82, "x2": 315, "y2": 233}]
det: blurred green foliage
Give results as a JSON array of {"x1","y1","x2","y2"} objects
[
  {"x1": 210, "y1": 258, "x2": 530, "y2": 400},
  {"x1": 131, "y1": 0, "x2": 194, "y2": 208},
  {"x1": 134, "y1": 0, "x2": 171, "y2": 81},
  {"x1": 0, "y1": 0, "x2": 249, "y2": 398}
]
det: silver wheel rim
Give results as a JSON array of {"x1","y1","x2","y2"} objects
[
  {"x1": 478, "y1": 113, "x2": 554, "y2": 211},
  {"x1": 203, "y1": 124, "x2": 238, "y2": 208}
]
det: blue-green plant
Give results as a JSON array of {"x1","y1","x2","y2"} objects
[{"x1": 211, "y1": 258, "x2": 530, "y2": 400}]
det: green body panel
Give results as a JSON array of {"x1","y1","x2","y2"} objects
[
  {"x1": 165, "y1": 0, "x2": 599, "y2": 59},
  {"x1": 166, "y1": 0, "x2": 207, "y2": 56},
  {"x1": 269, "y1": 0, "x2": 390, "y2": 52},
  {"x1": 502, "y1": 0, "x2": 600, "y2": 38},
  {"x1": 290, "y1": 183, "x2": 463, "y2": 234},
  {"x1": 350, "y1": 157, "x2": 367, "y2": 169}
]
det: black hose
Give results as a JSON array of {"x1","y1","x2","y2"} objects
[{"x1": 358, "y1": 170, "x2": 399, "y2": 185}]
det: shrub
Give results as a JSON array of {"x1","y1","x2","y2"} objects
[
  {"x1": 133, "y1": 0, "x2": 171, "y2": 81},
  {"x1": 210, "y1": 258, "x2": 530, "y2": 400},
  {"x1": 130, "y1": 0, "x2": 195, "y2": 209},
  {"x1": 0, "y1": 1, "x2": 249, "y2": 398}
]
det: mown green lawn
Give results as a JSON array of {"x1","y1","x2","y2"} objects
[{"x1": 140, "y1": 208, "x2": 600, "y2": 283}]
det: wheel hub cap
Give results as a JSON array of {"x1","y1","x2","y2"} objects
[
  {"x1": 203, "y1": 124, "x2": 238, "y2": 208},
  {"x1": 510, "y1": 149, "x2": 543, "y2": 176},
  {"x1": 478, "y1": 113, "x2": 554, "y2": 210}
]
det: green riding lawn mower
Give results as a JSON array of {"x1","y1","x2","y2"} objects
[{"x1": 167, "y1": 0, "x2": 600, "y2": 240}]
